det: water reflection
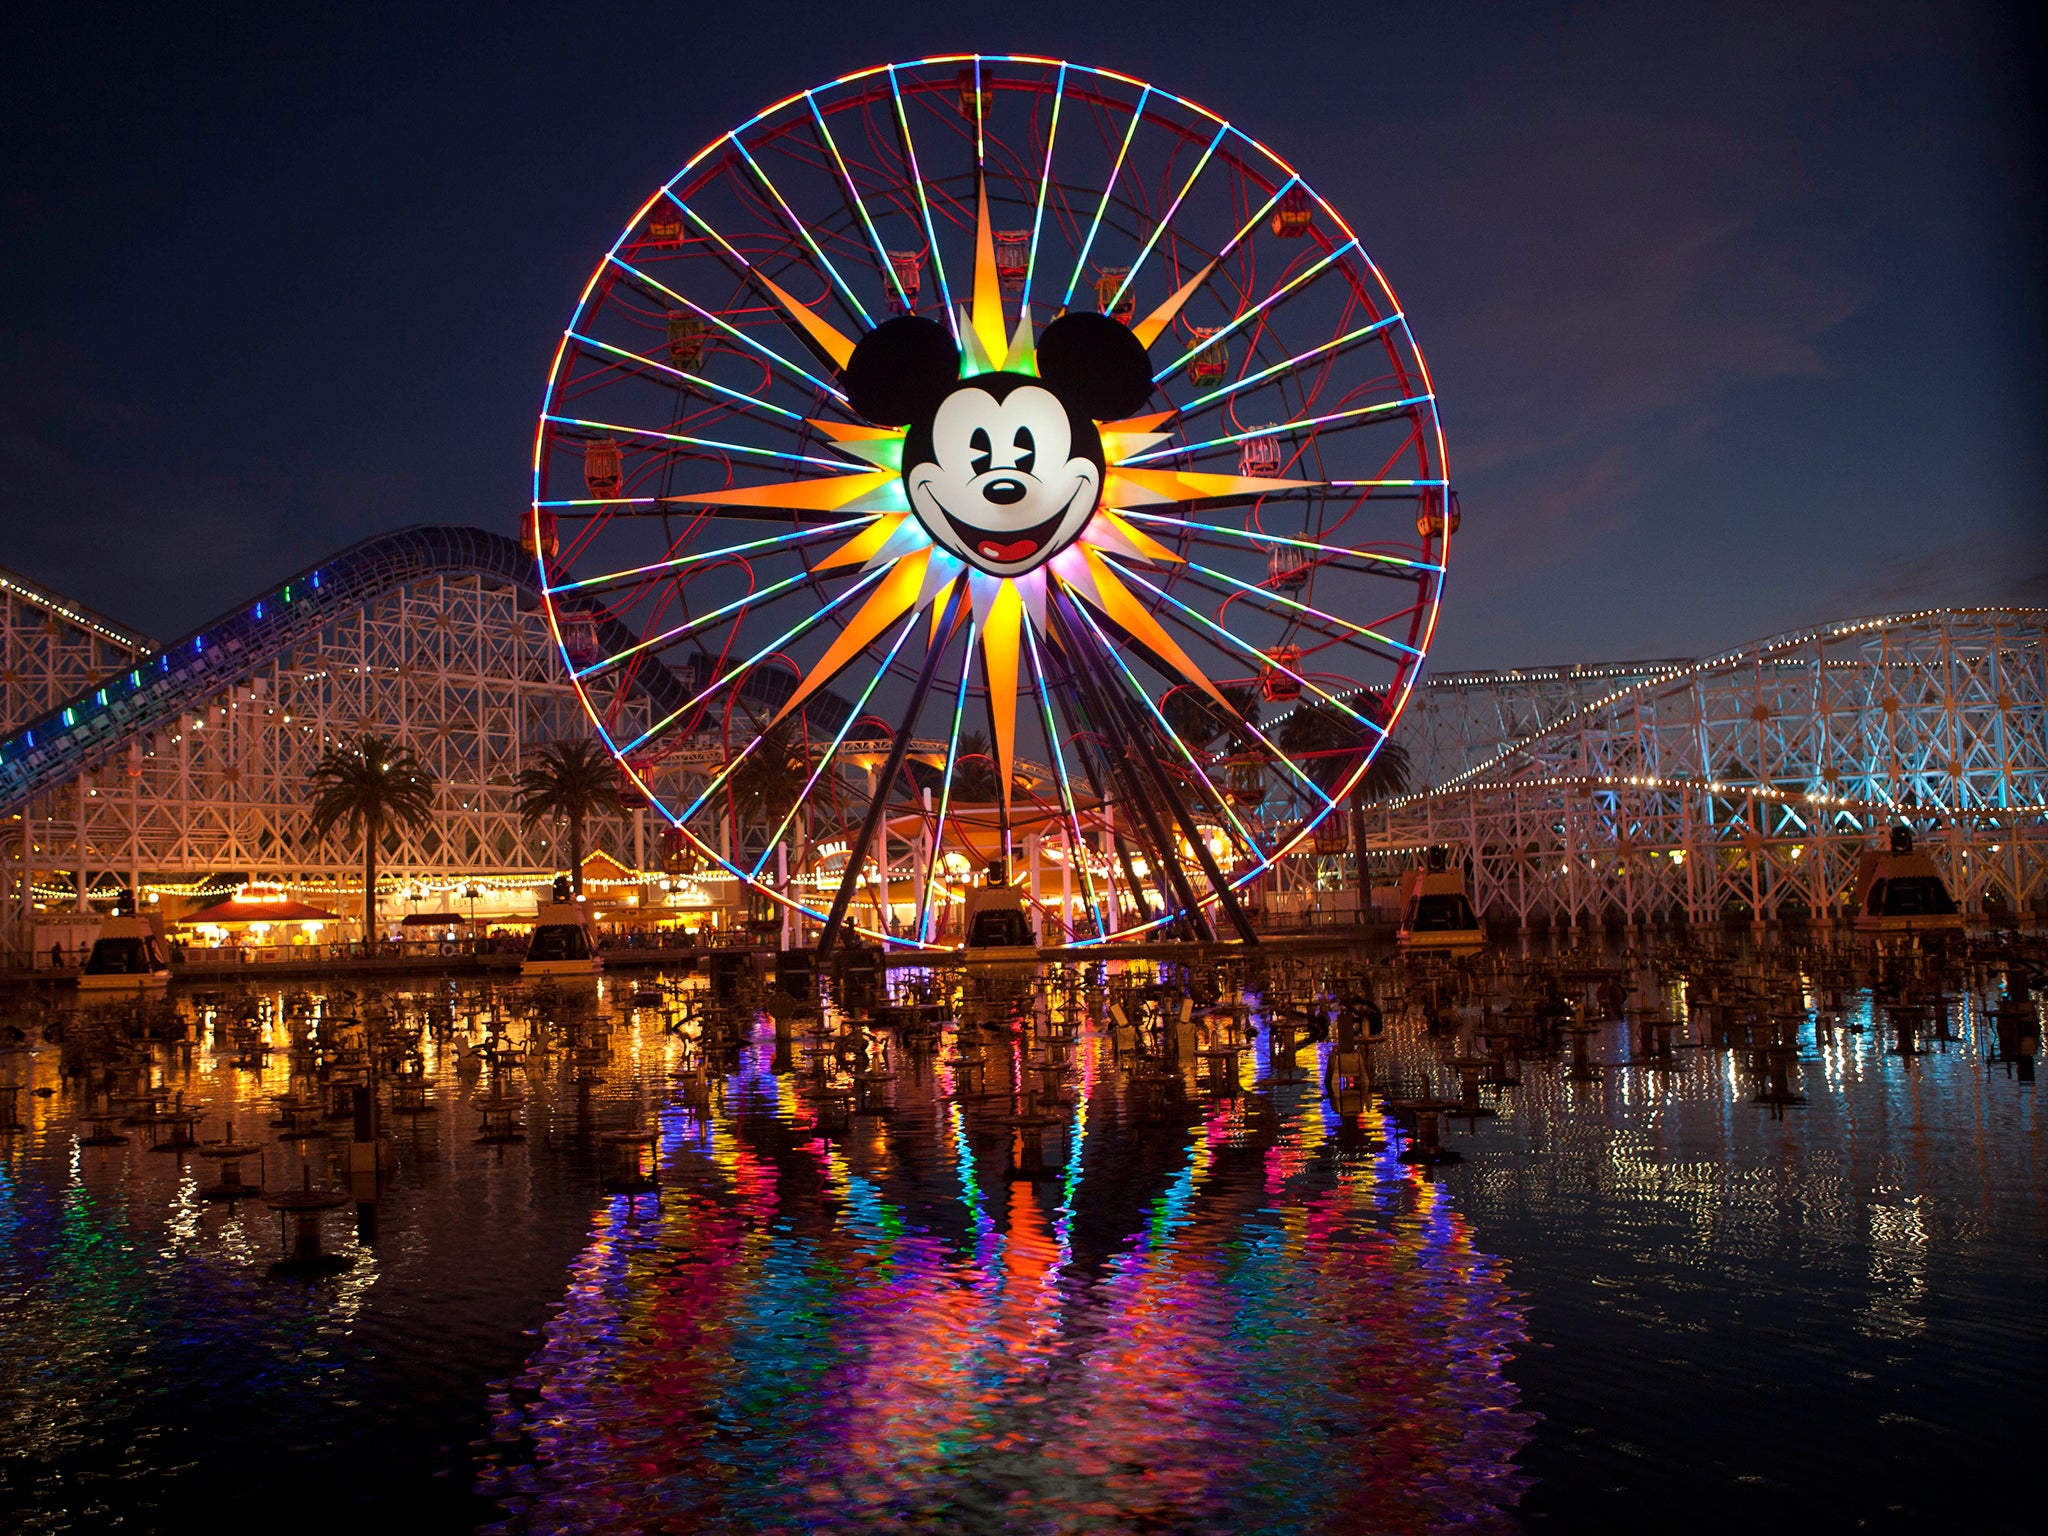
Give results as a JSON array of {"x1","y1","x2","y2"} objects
[
  {"x1": 0, "y1": 934, "x2": 2038, "y2": 1532},
  {"x1": 480, "y1": 1018, "x2": 1530, "y2": 1534}
]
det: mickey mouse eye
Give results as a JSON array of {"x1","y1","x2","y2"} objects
[
  {"x1": 969, "y1": 427, "x2": 993, "y2": 477},
  {"x1": 1012, "y1": 426, "x2": 1035, "y2": 476}
]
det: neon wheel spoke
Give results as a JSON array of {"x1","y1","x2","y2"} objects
[{"x1": 534, "y1": 58, "x2": 1451, "y2": 945}]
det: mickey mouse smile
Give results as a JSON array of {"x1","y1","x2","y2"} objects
[{"x1": 923, "y1": 480, "x2": 1093, "y2": 567}]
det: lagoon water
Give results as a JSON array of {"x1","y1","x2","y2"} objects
[{"x1": 0, "y1": 942, "x2": 2038, "y2": 1533}]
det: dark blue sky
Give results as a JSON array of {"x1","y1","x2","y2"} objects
[{"x1": 4, "y1": 1, "x2": 2040, "y2": 669}]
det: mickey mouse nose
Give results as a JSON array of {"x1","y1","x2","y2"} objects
[{"x1": 982, "y1": 477, "x2": 1027, "y2": 506}]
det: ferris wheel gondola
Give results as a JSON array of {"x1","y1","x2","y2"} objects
[{"x1": 532, "y1": 56, "x2": 1453, "y2": 950}]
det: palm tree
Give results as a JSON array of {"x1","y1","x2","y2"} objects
[
  {"x1": 306, "y1": 735, "x2": 438, "y2": 942},
  {"x1": 1360, "y1": 738, "x2": 1413, "y2": 801},
  {"x1": 1162, "y1": 687, "x2": 1223, "y2": 751},
  {"x1": 1276, "y1": 699, "x2": 1355, "y2": 795},
  {"x1": 1276, "y1": 696, "x2": 1411, "y2": 799},
  {"x1": 950, "y1": 730, "x2": 1003, "y2": 803},
  {"x1": 514, "y1": 739, "x2": 626, "y2": 894},
  {"x1": 727, "y1": 723, "x2": 809, "y2": 832},
  {"x1": 1162, "y1": 684, "x2": 1261, "y2": 754}
]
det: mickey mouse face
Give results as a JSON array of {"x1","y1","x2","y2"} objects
[
  {"x1": 840, "y1": 311, "x2": 1155, "y2": 578},
  {"x1": 907, "y1": 376, "x2": 1099, "y2": 574}
]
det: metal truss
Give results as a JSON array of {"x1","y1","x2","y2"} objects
[
  {"x1": 1359, "y1": 608, "x2": 2048, "y2": 926},
  {"x1": 1398, "y1": 657, "x2": 1691, "y2": 787},
  {"x1": 1, "y1": 526, "x2": 877, "y2": 956},
  {"x1": 2, "y1": 562, "x2": 154, "y2": 740},
  {"x1": 12, "y1": 526, "x2": 2041, "y2": 948},
  {"x1": 5, "y1": 575, "x2": 651, "y2": 950}
]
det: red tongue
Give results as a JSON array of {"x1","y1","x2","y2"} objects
[{"x1": 978, "y1": 537, "x2": 1039, "y2": 562}]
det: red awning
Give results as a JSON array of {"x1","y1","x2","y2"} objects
[
  {"x1": 399, "y1": 911, "x2": 474, "y2": 927},
  {"x1": 177, "y1": 897, "x2": 342, "y2": 925}
]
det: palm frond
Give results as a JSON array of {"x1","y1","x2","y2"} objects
[
  {"x1": 305, "y1": 735, "x2": 438, "y2": 842},
  {"x1": 513, "y1": 739, "x2": 627, "y2": 828}
]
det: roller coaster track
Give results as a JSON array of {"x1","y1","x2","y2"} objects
[{"x1": 0, "y1": 525, "x2": 849, "y2": 811}]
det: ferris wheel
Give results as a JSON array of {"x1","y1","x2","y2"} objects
[{"x1": 531, "y1": 56, "x2": 1452, "y2": 950}]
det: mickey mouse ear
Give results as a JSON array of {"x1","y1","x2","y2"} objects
[
  {"x1": 1035, "y1": 312, "x2": 1154, "y2": 421},
  {"x1": 840, "y1": 316, "x2": 960, "y2": 426}
]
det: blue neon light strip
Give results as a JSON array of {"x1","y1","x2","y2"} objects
[
  {"x1": 1174, "y1": 315, "x2": 1402, "y2": 414},
  {"x1": 567, "y1": 332, "x2": 807, "y2": 421},
  {"x1": 1217, "y1": 177, "x2": 1296, "y2": 262},
  {"x1": 1063, "y1": 85, "x2": 1152, "y2": 308},
  {"x1": 1068, "y1": 601, "x2": 1267, "y2": 845},
  {"x1": 619, "y1": 566, "x2": 886, "y2": 756},
  {"x1": 807, "y1": 93, "x2": 914, "y2": 314},
  {"x1": 1108, "y1": 119, "x2": 1230, "y2": 314},
  {"x1": 749, "y1": 612, "x2": 921, "y2": 879},
  {"x1": 1117, "y1": 393, "x2": 1433, "y2": 466},
  {"x1": 1173, "y1": 554, "x2": 1420, "y2": 656},
  {"x1": 728, "y1": 138, "x2": 877, "y2": 330},
  {"x1": 1325, "y1": 478, "x2": 1449, "y2": 489},
  {"x1": 1022, "y1": 63, "x2": 1067, "y2": 311},
  {"x1": 917, "y1": 614, "x2": 977, "y2": 945},
  {"x1": 1148, "y1": 239, "x2": 1359, "y2": 382},
  {"x1": 547, "y1": 520, "x2": 875, "y2": 595},
  {"x1": 608, "y1": 256, "x2": 847, "y2": 400},
  {"x1": 542, "y1": 415, "x2": 853, "y2": 473},
  {"x1": 971, "y1": 54, "x2": 985, "y2": 169},
  {"x1": 1111, "y1": 563, "x2": 1389, "y2": 739},
  {"x1": 887, "y1": 64, "x2": 955, "y2": 341},
  {"x1": 1022, "y1": 619, "x2": 1107, "y2": 937},
  {"x1": 1118, "y1": 510, "x2": 1442, "y2": 573},
  {"x1": 571, "y1": 568, "x2": 816, "y2": 680}
]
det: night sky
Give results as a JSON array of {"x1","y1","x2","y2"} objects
[{"x1": 5, "y1": 1, "x2": 2041, "y2": 670}]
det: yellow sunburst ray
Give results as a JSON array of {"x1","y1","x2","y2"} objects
[
  {"x1": 1099, "y1": 428, "x2": 1174, "y2": 461},
  {"x1": 859, "y1": 517, "x2": 935, "y2": 569},
  {"x1": 811, "y1": 419, "x2": 899, "y2": 441},
  {"x1": 810, "y1": 419, "x2": 907, "y2": 471},
  {"x1": 929, "y1": 572, "x2": 969, "y2": 646},
  {"x1": 1082, "y1": 511, "x2": 1182, "y2": 565},
  {"x1": 816, "y1": 513, "x2": 910, "y2": 570},
  {"x1": 1099, "y1": 411, "x2": 1177, "y2": 464},
  {"x1": 1070, "y1": 548, "x2": 1228, "y2": 708},
  {"x1": 693, "y1": 468, "x2": 901, "y2": 515},
  {"x1": 1105, "y1": 467, "x2": 1319, "y2": 507},
  {"x1": 771, "y1": 548, "x2": 931, "y2": 727},
  {"x1": 971, "y1": 181, "x2": 1009, "y2": 371},
  {"x1": 958, "y1": 307, "x2": 999, "y2": 377},
  {"x1": 1166, "y1": 469, "x2": 1321, "y2": 497},
  {"x1": 1005, "y1": 308, "x2": 1037, "y2": 377},
  {"x1": 1100, "y1": 411, "x2": 1177, "y2": 434},
  {"x1": 753, "y1": 271, "x2": 857, "y2": 370},
  {"x1": 1131, "y1": 259, "x2": 1220, "y2": 351},
  {"x1": 979, "y1": 578, "x2": 1025, "y2": 808}
]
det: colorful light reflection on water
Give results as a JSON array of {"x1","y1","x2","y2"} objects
[
  {"x1": 1, "y1": 940, "x2": 2040, "y2": 1533},
  {"x1": 478, "y1": 1022, "x2": 1530, "y2": 1533}
]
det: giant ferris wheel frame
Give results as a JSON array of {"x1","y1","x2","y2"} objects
[{"x1": 532, "y1": 55, "x2": 1453, "y2": 951}]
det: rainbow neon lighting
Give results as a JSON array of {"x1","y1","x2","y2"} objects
[{"x1": 528, "y1": 55, "x2": 1453, "y2": 946}]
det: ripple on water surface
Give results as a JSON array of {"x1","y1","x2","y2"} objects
[
  {"x1": 476, "y1": 1030, "x2": 1532, "y2": 1534},
  {"x1": 0, "y1": 939, "x2": 2039, "y2": 1534}
]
